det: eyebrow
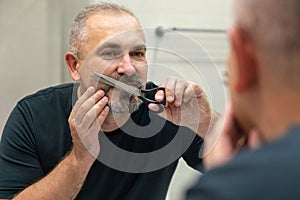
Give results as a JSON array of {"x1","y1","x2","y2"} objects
[
  {"x1": 131, "y1": 44, "x2": 147, "y2": 51},
  {"x1": 96, "y1": 42, "x2": 146, "y2": 51},
  {"x1": 94, "y1": 42, "x2": 121, "y2": 55}
]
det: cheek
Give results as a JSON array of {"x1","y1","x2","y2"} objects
[
  {"x1": 77, "y1": 66, "x2": 99, "y2": 91},
  {"x1": 136, "y1": 63, "x2": 148, "y2": 82}
]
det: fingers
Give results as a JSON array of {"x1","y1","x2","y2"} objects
[
  {"x1": 148, "y1": 103, "x2": 160, "y2": 112},
  {"x1": 164, "y1": 77, "x2": 176, "y2": 104},
  {"x1": 68, "y1": 86, "x2": 110, "y2": 162},
  {"x1": 184, "y1": 82, "x2": 204, "y2": 101},
  {"x1": 202, "y1": 103, "x2": 236, "y2": 169},
  {"x1": 147, "y1": 103, "x2": 165, "y2": 114},
  {"x1": 155, "y1": 76, "x2": 204, "y2": 107},
  {"x1": 80, "y1": 96, "x2": 109, "y2": 131},
  {"x1": 69, "y1": 86, "x2": 109, "y2": 134},
  {"x1": 74, "y1": 88, "x2": 105, "y2": 125},
  {"x1": 71, "y1": 86, "x2": 96, "y2": 116},
  {"x1": 88, "y1": 106, "x2": 110, "y2": 134},
  {"x1": 69, "y1": 86, "x2": 98, "y2": 133},
  {"x1": 222, "y1": 104, "x2": 251, "y2": 152}
]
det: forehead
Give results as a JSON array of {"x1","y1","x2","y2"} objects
[{"x1": 85, "y1": 13, "x2": 145, "y2": 49}]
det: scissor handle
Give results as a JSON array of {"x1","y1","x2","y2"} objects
[
  {"x1": 138, "y1": 86, "x2": 166, "y2": 114},
  {"x1": 140, "y1": 86, "x2": 165, "y2": 95},
  {"x1": 140, "y1": 87, "x2": 166, "y2": 105},
  {"x1": 139, "y1": 95, "x2": 165, "y2": 113}
]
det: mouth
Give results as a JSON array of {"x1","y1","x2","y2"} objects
[{"x1": 94, "y1": 72, "x2": 144, "y2": 96}]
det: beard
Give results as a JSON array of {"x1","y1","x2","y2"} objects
[
  {"x1": 108, "y1": 90, "x2": 142, "y2": 114},
  {"x1": 106, "y1": 73, "x2": 144, "y2": 114}
]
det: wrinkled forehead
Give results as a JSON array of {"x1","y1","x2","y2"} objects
[
  {"x1": 95, "y1": 29, "x2": 146, "y2": 52},
  {"x1": 85, "y1": 13, "x2": 146, "y2": 55}
]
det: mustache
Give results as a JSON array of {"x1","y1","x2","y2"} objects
[{"x1": 113, "y1": 73, "x2": 143, "y2": 87}]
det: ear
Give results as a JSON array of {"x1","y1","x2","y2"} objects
[
  {"x1": 65, "y1": 52, "x2": 81, "y2": 81},
  {"x1": 229, "y1": 28, "x2": 257, "y2": 93}
]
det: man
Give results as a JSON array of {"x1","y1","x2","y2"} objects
[
  {"x1": 186, "y1": 0, "x2": 300, "y2": 199},
  {"x1": 0, "y1": 3, "x2": 211, "y2": 200}
]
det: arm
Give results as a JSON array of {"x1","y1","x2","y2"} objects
[
  {"x1": 5, "y1": 87, "x2": 109, "y2": 200},
  {"x1": 13, "y1": 151, "x2": 93, "y2": 200}
]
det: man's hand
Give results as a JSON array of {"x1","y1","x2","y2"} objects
[
  {"x1": 148, "y1": 76, "x2": 211, "y2": 139},
  {"x1": 202, "y1": 103, "x2": 261, "y2": 171},
  {"x1": 13, "y1": 87, "x2": 111, "y2": 200},
  {"x1": 68, "y1": 86, "x2": 110, "y2": 166}
]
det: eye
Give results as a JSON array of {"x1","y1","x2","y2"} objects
[
  {"x1": 132, "y1": 51, "x2": 144, "y2": 57},
  {"x1": 130, "y1": 50, "x2": 146, "y2": 59},
  {"x1": 101, "y1": 50, "x2": 122, "y2": 60}
]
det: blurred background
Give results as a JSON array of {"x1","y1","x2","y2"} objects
[{"x1": 0, "y1": 0, "x2": 230, "y2": 199}]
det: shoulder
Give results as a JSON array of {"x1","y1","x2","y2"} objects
[
  {"x1": 187, "y1": 126, "x2": 300, "y2": 200},
  {"x1": 20, "y1": 83, "x2": 76, "y2": 103},
  {"x1": 11, "y1": 83, "x2": 77, "y2": 125},
  {"x1": 16, "y1": 83, "x2": 77, "y2": 109}
]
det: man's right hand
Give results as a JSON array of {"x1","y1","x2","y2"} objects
[
  {"x1": 68, "y1": 86, "x2": 110, "y2": 166},
  {"x1": 13, "y1": 87, "x2": 110, "y2": 200},
  {"x1": 202, "y1": 103, "x2": 262, "y2": 171},
  {"x1": 202, "y1": 104, "x2": 247, "y2": 171}
]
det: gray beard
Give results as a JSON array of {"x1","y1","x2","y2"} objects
[{"x1": 108, "y1": 92, "x2": 142, "y2": 114}]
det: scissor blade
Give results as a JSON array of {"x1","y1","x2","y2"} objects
[{"x1": 91, "y1": 71, "x2": 141, "y2": 97}]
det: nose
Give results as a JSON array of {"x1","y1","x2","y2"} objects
[{"x1": 117, "y1": 53, "x2": 136, "y2": 75}]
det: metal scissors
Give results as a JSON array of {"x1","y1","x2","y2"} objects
[{"x1": 91, "y1": 71, "x2": 166, "y2": 112}]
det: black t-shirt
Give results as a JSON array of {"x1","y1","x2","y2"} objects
[
  {"x1": 185, "y1": 126, "x2": 300, "y2": 200},
  {"x1": 0, "y1": 83, "x2": 203, "y2": 199}
]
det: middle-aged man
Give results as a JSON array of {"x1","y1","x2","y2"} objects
[
  {"x1": 0, "y1": 3, "x2": 212, "y2": 200},
  {"x1": 186, "y1": 0, "x2": 300, "y2": 199}
]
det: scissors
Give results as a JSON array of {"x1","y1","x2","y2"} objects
[{"x1": 91, "y1": 71, "x2": 166, "y2": 112}]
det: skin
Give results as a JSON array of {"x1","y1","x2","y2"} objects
[
  {"x1": 8, "y1": 12, "x2": 212, "y2": 200},
  {"x1": 203, "y1": 1, "x2": 300, "y2": 170},
  {"x1": 203, "y1": 26, "x2": 267, "y2": 170}
]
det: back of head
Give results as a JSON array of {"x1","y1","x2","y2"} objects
[
  {"x1": 69, "y1": 3, "x2": 139, "y2": 60},
  {"x1": 233, "y1": 0, "x2": 300, "y2": 88}
]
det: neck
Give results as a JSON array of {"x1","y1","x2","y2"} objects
[{"x1": 258, "y1": 87, "x2": 300, "y2": 142}]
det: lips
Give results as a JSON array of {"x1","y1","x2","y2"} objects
[{"x1": 114, "y1": 74, "x2": 143, "y2": 88}]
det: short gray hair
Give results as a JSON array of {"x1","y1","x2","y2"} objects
[{"x1": 69, "y1": 3, "x2": 138, "y2": 59}]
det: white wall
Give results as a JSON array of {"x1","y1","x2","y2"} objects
[
  {"x1": 0, "y1": 1, "x2": 230, "y2": 199},
  {"x1": 103, "y1": 0, "x2": 231, "y2": 28},
  {"x1": 0, "y1": 0, "x2": 88, "y2": 135},
  {"x1": 0, "y1": 0, "x2": 56, "y2": 134}
]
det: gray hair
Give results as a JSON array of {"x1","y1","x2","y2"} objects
[{"x1": 69, "y1": 3, "x2": 138, "y2": 59}]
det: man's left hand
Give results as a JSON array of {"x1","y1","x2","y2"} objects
[{"x1": 148, "y1": 76, "x2": 211, "y2": 138}]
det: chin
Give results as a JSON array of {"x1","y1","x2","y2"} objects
[
  {"x1": 108, "y1": 101, "x2": 141, "y2": 114},
  {"x1": 109, "y1": 93, "x2": 142, "y2": 114}
]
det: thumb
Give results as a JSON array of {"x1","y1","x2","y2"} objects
[{"x1": 148, "y1": 103, "x2": 166, "y2": 116}]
